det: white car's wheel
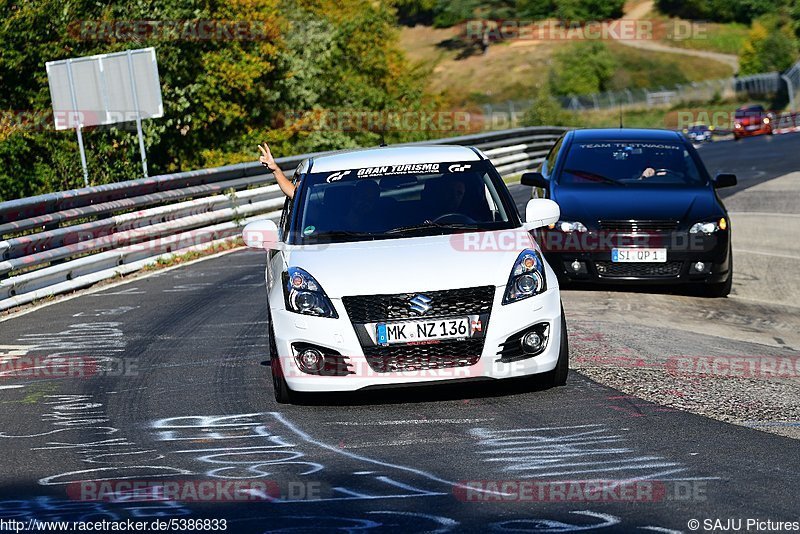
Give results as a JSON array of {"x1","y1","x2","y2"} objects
[{"x1": 269, "y1": 317, "x2": 297, "y2": 404}]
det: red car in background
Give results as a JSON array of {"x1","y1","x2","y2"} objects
[{"x1": 733, "y1": 104, "x2": 774, "y2": 140}]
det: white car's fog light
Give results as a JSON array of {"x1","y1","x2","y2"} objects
[
  {"x1": 298, "y1": 348, "x2": 325, "y2": 373},
  {"x1": 521, "y1": 331, "x2": 544, "y2": 353}
]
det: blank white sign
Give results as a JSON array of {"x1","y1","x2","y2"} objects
[{"x1": 46, "y1": 47, "x2": 163, "y2": 130}]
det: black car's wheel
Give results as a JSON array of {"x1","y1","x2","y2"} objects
[
  {"x1": 269, "y1": 317, "x2": 296, "y2": 404},
  {"x1": 542, "y1": 308, "x2": 569, "y2": 388},
  {"x1": 703, "y1": 255, "x2": 733, "y2": 298}
]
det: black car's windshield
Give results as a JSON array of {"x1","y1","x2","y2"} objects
[
  {"x1": 291, "y1": 160, "x2": 517, "y2": 244},
  {"x1": 559, "y1": 141, "x2": 706, "y2": 186}
]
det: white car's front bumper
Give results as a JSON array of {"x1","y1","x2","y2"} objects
[{"x1": 270, "y1": 285, "x2": 562, "y2": 393}]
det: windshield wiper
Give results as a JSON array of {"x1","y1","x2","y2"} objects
[
  {"x1": 385, "y1": 221, "x2": 477, "y2": 235},
  {"x1": 304, "y1": 230, "x2": 381, "y2": 242},
  {"x1": 563, "y1": 169, "x2": 626, "y2": 186}
]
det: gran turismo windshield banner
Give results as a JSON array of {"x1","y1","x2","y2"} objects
[{"x1": 313, "y1": 161, "x2": 482, "y2": 183}]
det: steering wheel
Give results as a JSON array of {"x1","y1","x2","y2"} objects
[
  {"x1": 639, "y1": 168, "x2": 682, "y2": 180},
  {"x1": 432, "y1": 213, "x2": 476, "y2": 224}
]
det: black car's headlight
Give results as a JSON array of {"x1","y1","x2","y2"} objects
[
  {"x1": 283, "y1": 267, "x2": 338, "y2": 318},
  {"x1": 502, "y1": 250, "x2": 547, "y2": 305},
  {"x1": 689, "y1": 218, "x2": 727, "y2": 235},
  {"x1": 548, "y1": 220, "x2": 587, "y2": 233}
]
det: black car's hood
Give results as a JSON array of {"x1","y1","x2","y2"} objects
[{"x1": 553, "y1": 184, "x2": 724, "y2": 226}]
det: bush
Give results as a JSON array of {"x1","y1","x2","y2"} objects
[
  {"x1": 520, "y1": 85, "x2": 570, "y2": 126},
  {"x1": 549, "y1": 41, "x2": 616, "y2": 96}
]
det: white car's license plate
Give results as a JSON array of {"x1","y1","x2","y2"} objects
[
  {"x1": 377, "y1": 317, "x2": 471, "y2": 345},
  {"x1": 612, "y1": 248, "x2": 667, "y2": 263}
]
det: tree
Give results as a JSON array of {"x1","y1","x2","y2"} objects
[
  {"x1": 739, "y1": 16, "x2": 798, "y2": 74},
  {"x1": 656, "y1": 0, "x2": 788, "y2": 24},
  {"x1": 0, "y1": 0, "x2": 432, "y2": 200}
]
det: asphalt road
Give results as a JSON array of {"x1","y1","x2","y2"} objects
[{"x1": 0, "y1": 134, "x2": 798, "y2": 533}]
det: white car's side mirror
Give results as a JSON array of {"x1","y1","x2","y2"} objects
[
  {"x1": 242, "y1": 219, "x2": 281, "y2": 250},
  {"x1": 523, "y1": 199, "x2": 560, "y2": 230}
]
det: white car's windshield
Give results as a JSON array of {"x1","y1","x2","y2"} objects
[{"x1": 290, "y1": 160, "x2": 518, "y2": 244}]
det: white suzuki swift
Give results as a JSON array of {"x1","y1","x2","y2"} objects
[{"x1": 243, "y1": 145, "x2": 567, "y2": 403}]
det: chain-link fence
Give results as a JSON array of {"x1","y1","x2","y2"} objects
[
  {"x1": 560, "y1": 70, "x2": 785, "y2": 111},
  {"x1": 478, "y1": 61, "x2": 800, "y2": 128}
]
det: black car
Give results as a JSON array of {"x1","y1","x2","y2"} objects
[
  {"x1": 521, "y1": 128, "x2": 736, "y2": 297},
  {"x1": 682, "y1": 122, "x2": 713, "y2": 144}
]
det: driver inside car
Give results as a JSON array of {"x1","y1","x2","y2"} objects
[
  {"x1": 344, "y1": 181, "x2": 382, "y2": 231},
  {"x1": 638, "y1": 150, "x2": 680, "y2": 180},
  {"x1": 421, "y1": 175, "x2": 468, "y2": 221}
]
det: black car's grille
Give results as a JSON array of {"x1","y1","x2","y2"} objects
[
  {"x1": 364, "y1": 339, "x2": 484, "y2": 373},
  {"x1": 596, "y1": 261, "x2": 683, "y2": 278},
  {"x1": 343, "y1": 286, "x2": 495, "y2": 323},
  {"x1": 598, "y1": 220, "x2": 678, "y2": 233}
]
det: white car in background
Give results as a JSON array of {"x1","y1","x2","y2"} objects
[{"x1": 243, "y1": 145, "x2": 567, "y2": 403}]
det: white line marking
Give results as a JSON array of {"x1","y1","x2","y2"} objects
[
  {"x1": 323, "y1": 418, "x2": 494, "y2": 426},
  {"x1": 0, "y1": 385, "x2": 25, "y2": 390},
  {"x1": 342, "y1": 438, "x2": 456, "y2": 449}
]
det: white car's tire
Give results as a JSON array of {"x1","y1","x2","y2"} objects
[{"x1": 269, "y1": 317, "x2": 297, "y2": 404}]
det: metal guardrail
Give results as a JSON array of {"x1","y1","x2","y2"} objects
[{"x1": 0, "y1": 126, "x2": 568, "y2": 312}]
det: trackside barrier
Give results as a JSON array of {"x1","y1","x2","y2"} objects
[{"x1": 0, "y1": 126, "x2": 568, "y2": 311}]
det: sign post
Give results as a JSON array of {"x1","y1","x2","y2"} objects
[{"x1": 46, "y1": 47, "x2": 163, "y2": 185}]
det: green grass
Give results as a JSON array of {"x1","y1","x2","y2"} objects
[
  {"x1": 665, "y1": 22, "x2": 748, "y2": 56},
  {"x1": 605, "y1": 41, "x2": 734, "y2": 91},
  {"x1": 644, "y1": 9, "x2": 749, "y2": 56}
]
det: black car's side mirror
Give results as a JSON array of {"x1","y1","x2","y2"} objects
[
  {"x1": 521, "y1": 172, "x2": 548, "y2": 188},
  {"x1": 713, "y1": 173, "x2": 737, "y2": 189}
]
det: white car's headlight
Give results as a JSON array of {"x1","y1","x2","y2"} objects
[
  {"x1": 689, "y1": 218, "x2": 727, "y2": 235},
  {"x1": 549, "y1": 220, "x2": 588, "y2": 233},
  {"x1": 283, "y1": 267, "x2": 338, "y2": 318},
  {"x1": 502, "y1": 250, "x2": 547, "y2": 305}
]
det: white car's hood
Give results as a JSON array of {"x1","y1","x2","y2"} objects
[{"x1": 282, "y1": 230, "x2": 537, "y2": 297}]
